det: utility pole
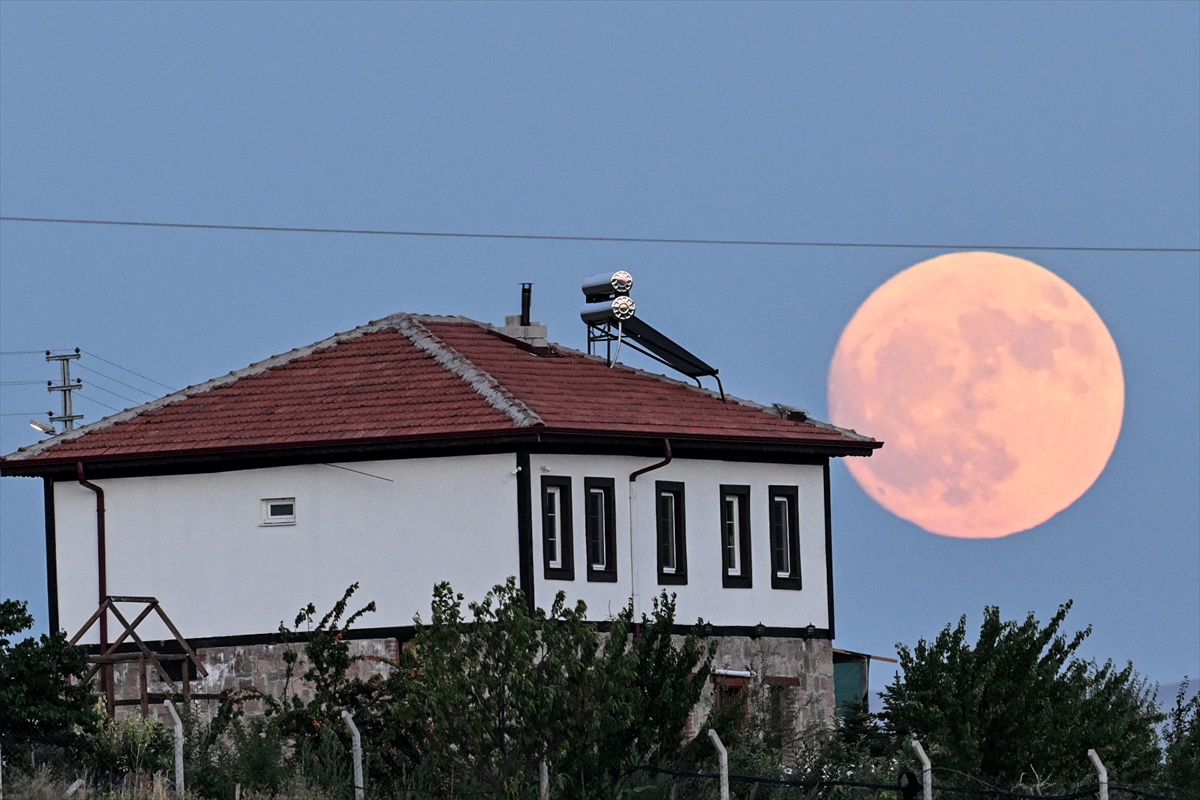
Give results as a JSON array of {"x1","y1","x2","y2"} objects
[{"x1": 46, "y1": 349, "x2": 83, "y2": 431}]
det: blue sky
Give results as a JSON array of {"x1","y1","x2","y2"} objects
[{"x1": 1, "y1": 2, "x2": 1196, "y2": 693}]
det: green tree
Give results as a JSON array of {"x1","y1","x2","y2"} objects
[
  {"x1": 557, "y1": 590, "x2": 715, "y2": 797},
  {"x1": 213, "y1": 582, "x2": 403, "y2": 794},
  {"x1": 413, "y1": 579, "x2": 599, "y2": 796},
  {"x1": 1161, "y1": 678, "x2": 1200, "y2": 793},
  {"x1": 879, "y1": 601, "x2": 1162, "y2": 790},
  {"x1": 0, "y1": 599, "x2": 99, "y2": 768},
  {"x1": 413, "y1": 579, "x2": 714, "y2": 799},
  {"x1": 211, "y1": 580, "x2": 713, "y2": 798},
  {"x1": 88, "y1": 713, "x2": 174, "y2": 784}
]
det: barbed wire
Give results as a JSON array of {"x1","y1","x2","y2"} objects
[{"x1": 623, "y1": 765, "x2": 1193, "y2": 800}]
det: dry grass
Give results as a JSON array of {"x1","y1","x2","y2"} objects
[{"x1": 2, "y1": 767, "x2": 338, "y2": 800}]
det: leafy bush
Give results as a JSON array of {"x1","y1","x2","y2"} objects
[
  {"x1": 205, "y1": 579, "x2": 712, "y2": 799},
  {"x1": 185, "y1": 710, "x2": 294, "y2": 798},
  {"x1": 88, "y1": 713, "x2": 174, "y2": 785},
  {"x1": 0, "y1": 598, "x2": 100, "y2": 770},
  {"x1": 412, "y1": 578, "x2": 714, "y2": 799}
]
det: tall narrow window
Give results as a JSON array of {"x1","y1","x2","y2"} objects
[
  {"x1": 541, "y1": 476, "x2": 573, "y2": 580},
  {"x1": 769, "y1": 486, "x2": 801, "y2": 590},
  {"x1": 587, "y1": 489, "x2": 606, "y2": 569},
  {"x1": 547, "y1": 486, "x2": 562, "y2": 567},
  {"x1": 585, "y1": 477, "x2": 617, "y2": 582},
  {"x1": 720, "y1": 485, "x2": 752, "y2": 588},
  {"x1": 724, "y1": 498, "x2": 738, "y2": 574},
  {"x1": 656, "y1": 481, "x2": 687, "y2": 585}
]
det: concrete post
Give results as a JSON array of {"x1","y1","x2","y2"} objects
[
  {"x1": 342, "y1": 710, "x2": 364, "y2": 800},
  {"x1": 708, "y1": 729, "x2": 729, "y2": 800},
  {"x1": 1088, "y1": 749, "x2": 1108, "y2": 800},
  {"x1": 163, "y1": 700, "x2": 184, "y2": 798},
  {"x1": 911, "y1": 738, "x2": 931, "y2": 800}
]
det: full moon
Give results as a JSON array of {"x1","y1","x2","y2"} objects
[{"x1": 827, "y1": 252, "x2": 1124, "y2": 539}]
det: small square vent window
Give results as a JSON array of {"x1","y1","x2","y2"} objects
[{"x1": 261, "y1": 498, "x2": 296, "y2": 526}]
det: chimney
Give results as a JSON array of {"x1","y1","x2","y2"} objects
[{"x1": 500, "y1": 283, "x2": 549, "y2": 347}]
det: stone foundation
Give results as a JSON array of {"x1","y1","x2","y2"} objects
[
  {"x1": 108, "y1": 634, "x2": 834, "y2": 737},
  {"x1": 697, "y1": 635, "x2": 835, "y2": 737},
  {"x1": 105, "y1": 639, "x2": 397, "y2": 722}
]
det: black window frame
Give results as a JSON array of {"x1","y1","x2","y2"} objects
[
  {"x1": 768, "y1": 485, "x2": 802, "y2": 590},
  {"x1": 655, "y1": 480, "x2": 687, "y2": 585},
  {"x1": 719, "y1": 484, "x2": 752, "y2": 588},
  {"x1": 541, "y1": 476, "x2": 574, "y2": 581},
  {"x1": 584, "y1": 477, "x2": 618, "y2": 583}
]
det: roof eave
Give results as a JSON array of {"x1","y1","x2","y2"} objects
[{"x1": 0, "y1": 427, "x2": 880, "y2": 479}]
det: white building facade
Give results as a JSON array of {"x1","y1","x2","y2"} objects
[{"x1": 4, "y1": 312, "x2": 879, "y2": 732}]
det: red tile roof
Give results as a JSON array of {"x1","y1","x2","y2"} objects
[{"x1": 1, "y1": 314, "x2": 877, "y2": 467}]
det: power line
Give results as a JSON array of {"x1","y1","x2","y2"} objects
[
  {"x1": 74, "y1": 362, "x2": 159, "y2": 398},
  {"x1": 0, "y1": 412, "x2": 45, "y2": 417},
  {"x1": 2, "y1": 215, "x2": 1196, "y2": 254},
  {"x1": 81, "y1": 350, "x2": 176, "y2": 392},
  {"x1": 77, "y1": 392, "x2": 119, "y2": 413},
  {"x1": 0, "y1": 381, "x2": 46, "y2": 386},
  {"x1": 79, "y1": 381, "x2": 141, "y2": 406}
]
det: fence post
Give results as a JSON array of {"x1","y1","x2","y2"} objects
[
  {"x1": 1087, "y1": 749, "x2": 1108, "y2": 800},
  {"x1": 911, "y1": 738, "x2": 931, "y2": 800},
  {"x1": 708, "y1": 729, "x2": 729, "y2": 800},
  {"x1": 163, "y1": 700, "x2": 184, "y2": 798},
  {"x1": 342, "y1": 710, "x2": 365, "y2": 800}
]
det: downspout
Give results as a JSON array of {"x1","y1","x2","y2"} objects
[
  {"x1": 76, "y1": 463, "x2": 107, "y2": 652},
  {"x1": 628, "y1": 439, "x2": 672, "y2": 622}
]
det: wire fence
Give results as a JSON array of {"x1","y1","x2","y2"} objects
[{"x1": 621, "y1": 765, "x2": 1196, "y2": 800}]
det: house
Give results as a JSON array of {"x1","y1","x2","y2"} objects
[{"x1": 0, "y1": 300, "x2": 880, "y2": 733}]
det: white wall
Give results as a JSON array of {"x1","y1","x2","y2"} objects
[
  {"x1": 54, "y1": 454, "x2": 520, "y2": 643},
  {"x1": 52, "y1": 451, "x2": 830, "y2": 643},
  {"x1": 529, "y1": 455, "x2": 830, "y2": 630}
]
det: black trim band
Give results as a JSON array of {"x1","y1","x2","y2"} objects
[
  {"x1": 78, "y1": 622, "x2": 834, "y2": 655},
  {"x1": 4, "y1": 429, "x2": 877, "y2": 481},
  {"x1": 823, "y1": 460, "x2": 835, "y2": 639},
  {"x1": 516, "y1": 451, "x2": 534, "y2": 612},
  {"x1": 44, "y1": 477, "x2": 59, "y2": 634}
]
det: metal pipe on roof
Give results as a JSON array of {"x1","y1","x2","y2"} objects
[
  {"x1": 520, "y1": 283, "x2": 532, "y2": 327},
  {"x1": 628, "y1": 439, "x2": 672, "y2": 620}
]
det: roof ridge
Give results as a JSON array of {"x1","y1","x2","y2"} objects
[
  {"x1": 4, "y1": 314, "x2": 411, "y2": 461},
  {"x1": 394, "y1": 316, "x2": 545, "y2": 429}
]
